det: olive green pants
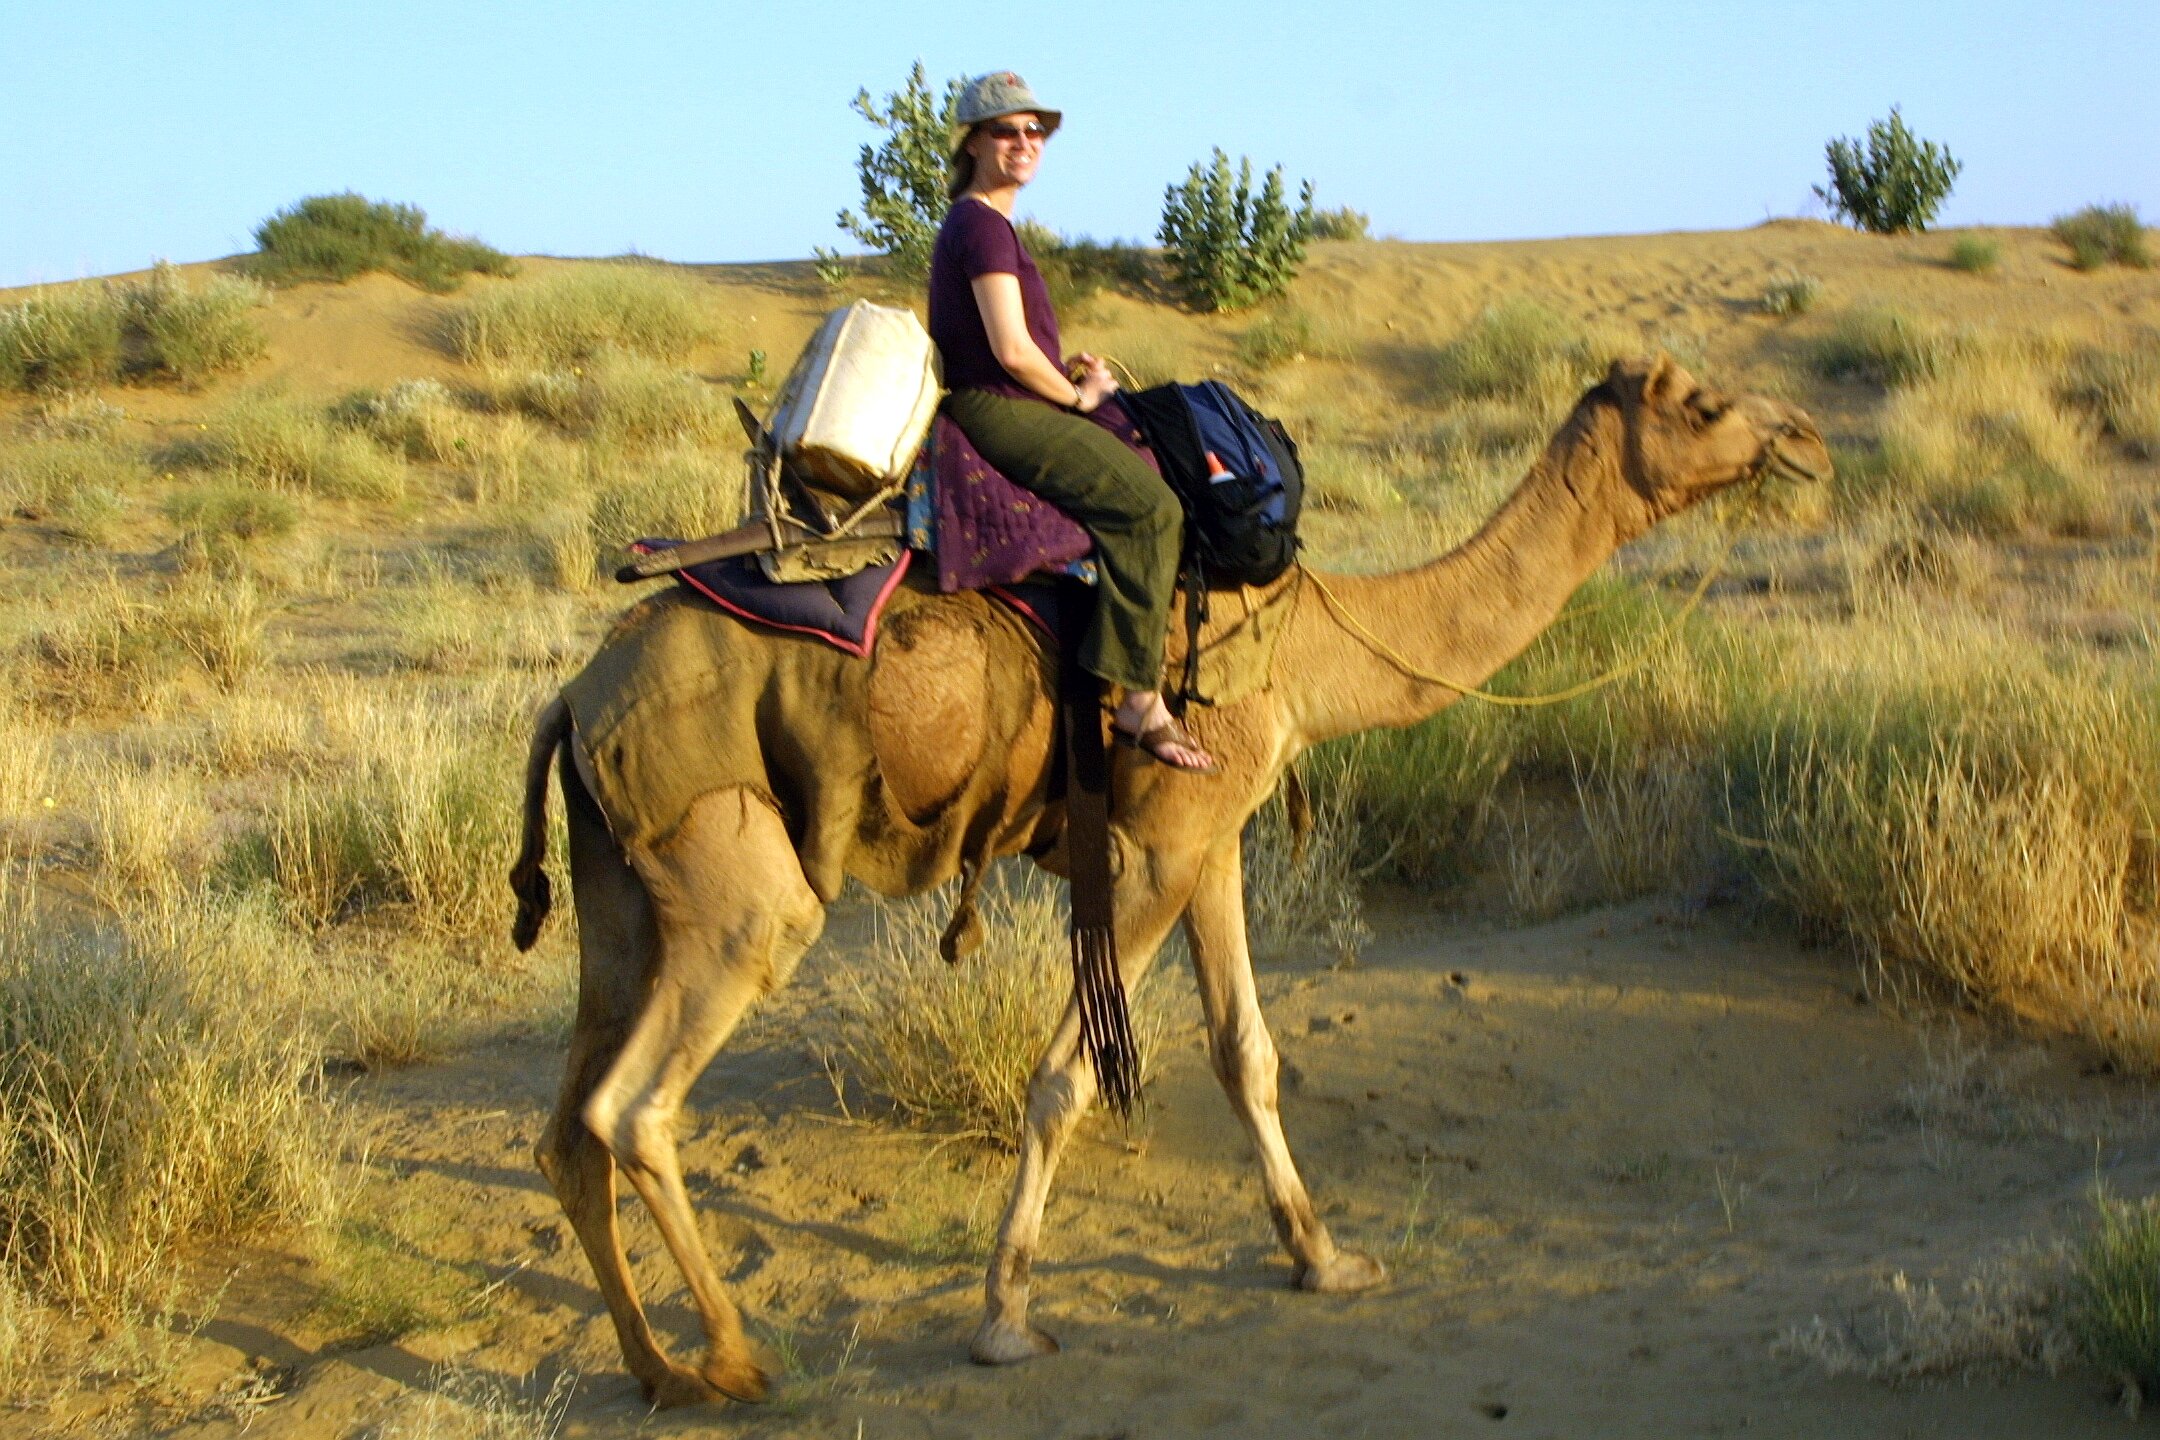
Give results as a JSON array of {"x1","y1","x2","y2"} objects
[{"x1": 945, "y1": 388, "x2": 1183, "y2": 691}]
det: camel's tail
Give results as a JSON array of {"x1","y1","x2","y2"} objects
[{"x1": 510, "y1": 695, "x2": 571, "y2": 952}]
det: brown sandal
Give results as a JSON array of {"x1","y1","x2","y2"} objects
[{"x1": 1113, "y1": 715, "x2": 1220, "y2": 774}]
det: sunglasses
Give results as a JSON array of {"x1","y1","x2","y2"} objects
[{"x1": 984, "y1": 121, "x2": 1050, "y2": 143}]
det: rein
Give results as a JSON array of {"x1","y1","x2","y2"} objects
[{"x1": 1302, "y1": 474, "x2": 1771, "y2": 709}]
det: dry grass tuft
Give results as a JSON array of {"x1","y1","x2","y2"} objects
[
  {"x1": 176, "y1": 392, "x2": 407, "y2": 501},
  {"x1": 445, "y1": 263, "x2": 719, "y2": 367},
  {"x1": 832, "y1": 868, "x2": 1173, "y2": 1144},
  {"x1": 1430, "y1": 300, "x2": 1620, "y2": 415},
  {"x1": 1876, "y1": 342, "x2": 2113, "y2": 535},
  {"x1": 2073, "y1": 1191, "x2": 2160, "y2": 1394},
  {"x1": 1735, "y1": 621, "x2": 2160, "y2": 1069},
  {"x1": 0, "y1": 436, "x2": 150, "y2": 544},
  {"x1": 121, "y1": 261, "x2": 269, "y2": 384},
  {"x1": 1778, "y1": 1250, "x2": 2074, "y2": 1380},
  {"x1": 365, "y1": 1362, "x2": 578, "y2": 1440},
  {"x1": 1242, "y1": 770, "x2": 1370, "y2": 963},
  {"x1": 493, "y1": 354, "x2": 728, "y2": 453},
  {"x1": 0, "y1": 287, "x2": 124, "y2": 392},
  {"x1": 228, "y1": 687, "x2": 528, "y2": 943},
  {"x1": 0, "y1": 876, "x2": 334, "y2": 1319},
  {"x1": 2063, "y1": 335, "x2": 2160, "y2": 459}
]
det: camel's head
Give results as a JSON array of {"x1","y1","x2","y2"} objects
[{"x1": 1591, "y1": 354, "x2": 1829, "y2": 522}]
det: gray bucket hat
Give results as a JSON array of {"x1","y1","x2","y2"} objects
[{"x1": 953, "y1": 71, "x2": 1061, "y2": 140}]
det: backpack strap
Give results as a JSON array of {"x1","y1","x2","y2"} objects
[{"x1": 1170, "y1": 547, "x2": 1214, "y2": 717}]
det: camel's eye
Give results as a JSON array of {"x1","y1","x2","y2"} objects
[{"x1": 1686, "y1": 391, "x2": 1727, "y2": 426}]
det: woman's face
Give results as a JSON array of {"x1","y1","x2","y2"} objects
[{"x1": 966, "y1": 112, "x2": 1048, "y2": 190}]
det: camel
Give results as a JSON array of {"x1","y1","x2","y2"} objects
[{"x1": 505, "y1": 355, "x2": 1828, "y2": 1406}]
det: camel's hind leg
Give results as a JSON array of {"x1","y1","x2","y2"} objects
[
  {"x1": 536, "y1": 750, "x2": 679, "y2": 1399},
  {"x1": 546, "y1": 778, "x2": 823, "y2": 1408},
  {"x1": 1183, "y1": 834, "x2": 1383, "y2": 1293}
]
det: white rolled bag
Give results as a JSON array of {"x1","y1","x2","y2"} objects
[{"x1": 767, "y1": 299, "x2": 943, "y2": 502}]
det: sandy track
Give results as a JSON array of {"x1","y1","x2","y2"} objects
[{"x1": 82, "y1": 895, "x2": 2148, "y2": 1440}]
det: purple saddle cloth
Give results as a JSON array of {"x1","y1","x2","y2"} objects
[
  {"x1": 908, "y1": 396, "x2": 1157, "y2": 593},
  {"x1": 628, "y1": 542, "x2": 910, "y2": 658}
]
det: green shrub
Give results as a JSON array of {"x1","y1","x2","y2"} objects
[
  {"x1": 176, "y1": 393, "x2": 407, "y2": 500},
  {"x1": 1814, "y1": 107, "x2": 1962, "y2": 234},
  {"x1": 0, "y1": 287, "x2": 124, "y2": 392},
  {"x1": 444, "y1": 263, "x2": 718, "y2": 367},
  {"x1": 1013, "y1": 222, "x2": 1152, "y2": 312},
  {"x1": 248, "y1": 193, "x2": 515, "y2": 292},
  {"x1": 2052, "y1": 204, "x2": 2150, "y2": 271},
  {"x1": 1810, "y1": 306, "x2": 1949, "y2": 386},
  {"x1": 2074, "y1": 1192, "x2": 2160, "y2": 1392},
  {"x1": 1236, "y1": 308, "x2": 1321, "y2": 371},
  {"x1": 1430, "y1": 300, "x2": 1610, "y2": 405},
  {"x1": 837, "y1": 62, "x2": 963, "y2": 278},
  {"x1": 1760, "y1": 271, "x2": 1822, "y2": 316},
  {"x1": 1158, "y1": 149, "x2": 1316, "y2": 312},
  {"x1": 1946, "y1": 235, "x2": 2001, "y2": 274},
  {"x1": 1306, "y1": 205, "x2": 1371, "y2": 242},
  {"x1": 125, "y1": 262, "x2": 269, "y2": 383}
]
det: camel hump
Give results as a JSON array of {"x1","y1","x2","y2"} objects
[{"x1": 868, "y1": 603, "x2": 992, "y2": 823}]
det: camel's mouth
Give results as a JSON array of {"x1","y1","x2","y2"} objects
[{"x1": 1762, "y1": 426, "x2": 1832, "y2": 484}]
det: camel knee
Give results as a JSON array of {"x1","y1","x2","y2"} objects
[{"x1": 1209, "y1": 1022, "x2": 1279, "y2": 1100}]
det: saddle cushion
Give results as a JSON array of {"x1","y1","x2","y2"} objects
[
  {"x1": 910, "y1": 397, "x2": 1155, "y2": 593},
  {"x1": 629, "y1": 542, "x2": 911, "y2": 658}
]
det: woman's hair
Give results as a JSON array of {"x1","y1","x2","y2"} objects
[{"x1": 946, "y1": 129, "x2": 979, "y2": 201}]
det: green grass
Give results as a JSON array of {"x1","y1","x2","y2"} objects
[
  {"x1": 498, "y1": 354, "x2": 728, "y2": 453},
  {"x1": 175, "y1": 392, "x2": 408, "y2": 501},
  {"x1": 1305, "y1": 205, "x2": 1372, "y2": 241},
  {"x1": 1946, "y1": 235, "x2": 2002, "y2": 274},
  {"x1": 0, "y1": 287, "x2": 124, "y2": 392},
  {"x1": 1809, "y1": 305, "x2": 1951, "y2": 386},
  {"x1": 2052, "y1": 204, "x2": 2150, "y2": 272},
  {"x1": 124, "y1": 261, "x2": 269, "y2": 384},
  {"x1": 443, "y1": 262, "x2": 719, "y2": 367},
  {"x1": 164, "y1": 480, "x2": 303, "y2": 572},
  {"x1": 2063, "y1": 337, "x2": 2160, "y2": 459},
  {"x1": 0, "y1": 438, "x2": 150, "y2": 539},
  {"x1": 1237, "y1": 307, "x2": 1323, "y2": 370},
  {"x1": 248, "y1": 193, "x2": 516, "y2": 292},
  {"x1": 1760, "y1": 271, "x2": 1822, "y2": 316},
  {"x1": 1430, "y1": 300, "x2": 1616, "y2": 409},
  {"x1": 2074, "y1": 1192, "x2": 2160, "y2": 1391}
]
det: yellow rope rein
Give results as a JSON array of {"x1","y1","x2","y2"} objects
[{"x1": 1300, "y1": 478, "x2": 1767, "y2": 708}]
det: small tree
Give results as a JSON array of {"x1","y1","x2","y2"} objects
[
  {"x1": 1158, "y1": 149, "x2": 1316, "y2": 312},
  {"x1": 1814, "y1": 107, "x2": 1962, "y2": 235},
  {"x1": 836, "y1": 62, "x2": 963, "y2": 278}
]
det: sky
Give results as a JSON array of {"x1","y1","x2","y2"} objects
[{"x1": 3, "y1": 1, "x2": 2155, "y2": 287}]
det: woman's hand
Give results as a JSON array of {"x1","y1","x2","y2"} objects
[{"x1": 1070, "y1": 353, "x2": 1118, "y2": 413}]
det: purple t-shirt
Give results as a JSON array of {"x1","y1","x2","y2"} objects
[{"x1": 928, "y1": 197, "x2": 1064, "y2": 401}]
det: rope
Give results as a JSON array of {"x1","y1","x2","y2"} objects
[{"x1": 1302, "y1": 478, "x2": 1767, "y2": 709}]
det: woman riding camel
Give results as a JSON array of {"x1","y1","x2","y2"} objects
[{"x1": 929, "y1": 71, "x2": 1216, "y2": 774}]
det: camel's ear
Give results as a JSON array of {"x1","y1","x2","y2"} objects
[{"x1": 1641, "y1": 352, "x2": 1688, "y2": 409}]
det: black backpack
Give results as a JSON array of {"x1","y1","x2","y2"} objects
[{"x1": 1121, "y1": 380, "x2": 1303, "y2": 588}]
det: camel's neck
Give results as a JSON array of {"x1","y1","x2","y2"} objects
[{"x1": 1285, "y1": 427, "x2": 1651, "y2": 744}]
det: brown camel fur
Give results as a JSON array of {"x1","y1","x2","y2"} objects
[{"x1": 506, "y1": 355, "x2": 1829, "y2": 1405}]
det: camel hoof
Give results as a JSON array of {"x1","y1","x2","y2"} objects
[
  {"x1": 1295, "y1": 1249, "x2": 1388, "y2": 1294},
  {"x1": 969, "y1": 1316, "x2": 1061, "y2": 1366},
  {"x1": 640, "y1": 1355, "x2": 770, "y2": 1409}
]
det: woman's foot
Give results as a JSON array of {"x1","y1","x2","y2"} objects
[{"x1": 1112, "y1": 692, "x2": 1218, "y2": 773}]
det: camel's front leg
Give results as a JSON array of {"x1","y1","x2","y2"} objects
[
  {"x1": 1185, "y1": 834, "x2": 1385, "y2": 1292},
  {"x1": 971, "y1": 845, "x2": 1194, "y2": 1365}
]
